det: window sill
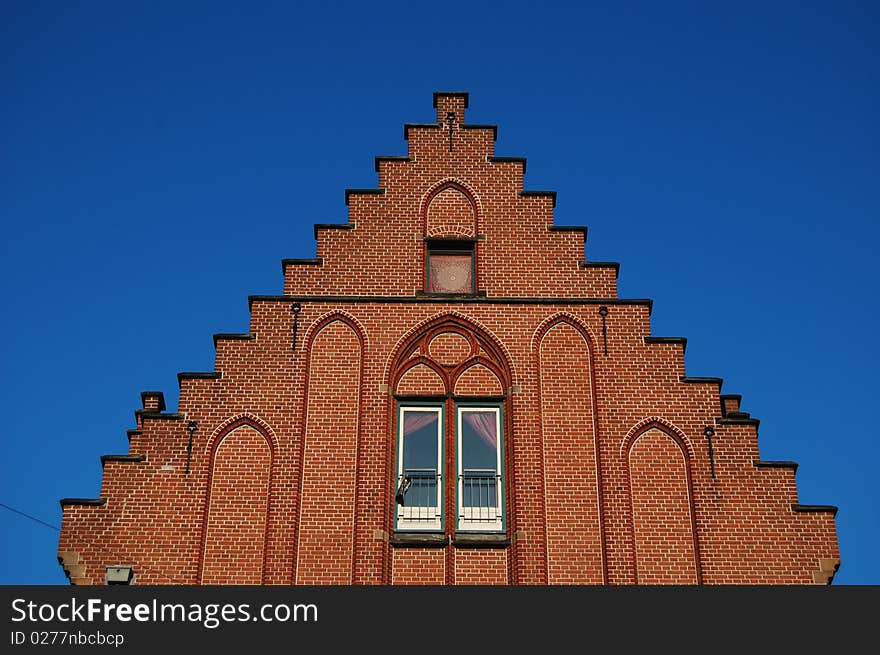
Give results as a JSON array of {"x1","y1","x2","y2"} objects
[
  {"x1": 452, "y1": 534, "x2": 510, "y2": 549},
  {"x1": 415, "y1": 290, "x2": 487, "y2": 298},
  {"x1": 390, "y1": 533, "x2": 510, "y2": 549},
  {"x1": 390, "y1": 533, "x2": 448, "y2": 548}
]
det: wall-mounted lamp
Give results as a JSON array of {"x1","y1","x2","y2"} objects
[
  {"x1": 185, "y1": 420, "x2": 197, "y2": 475},
  {"x1": 704, "y1": 425, "x2": 717, "y2": 480},
  {"x1": 292, "y1": 302, "x2": 302, "y2": 351},
  {"x1": 105, "y1": 565, "x2": 134, "y2": 585},
  {"x1": 598, "y1": 305, "x2": 609, "y2": 355}
]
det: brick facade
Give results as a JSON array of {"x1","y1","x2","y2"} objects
[{"x1": 57, "y1": 92, "x2": 840, "y2": 585}]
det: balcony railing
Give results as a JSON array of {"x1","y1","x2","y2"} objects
[
  {"x1": 396, "y1": 469, "x2": 441, "y2": 526},
  {"x1": 459, "y1": 469, "x2": 502, "y2": 525},
  {"x1": 395, "y1": 469, "x2": 503, "y2": 531}
]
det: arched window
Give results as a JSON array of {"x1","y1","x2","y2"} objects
[
  {"x1": 422, "y1": 182, "x2": 479, "y2": 295},
  {"x1": 390, "y1": 317, "x2": 510, "y2": 534}
]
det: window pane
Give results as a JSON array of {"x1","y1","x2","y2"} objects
[
  {"x1": 429, "y1": 253, "x2": 473, "y2": 293},
  {"x1": 401, "y1": 410, "x2": 439, "y2": 507},
  {"x1": 460, "y1": 410, "x2": 498, "y2": 508}
]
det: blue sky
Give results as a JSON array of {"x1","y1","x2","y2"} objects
[{"x1": 1, "y1": 1, "x2": 877, "y2": 584}]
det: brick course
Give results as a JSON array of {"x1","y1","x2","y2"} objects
[{"x1": 58, "y1": 92, "x2": 839, "y2": 586}]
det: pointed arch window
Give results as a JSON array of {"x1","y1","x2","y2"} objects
[
  {"x1": 394, "y1": 401, "x2": 505, "y2": 533},
  {"x1": 391, "y1": 317, "x2": 510, "y2": 536}
]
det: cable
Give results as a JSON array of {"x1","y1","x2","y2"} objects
[
  {"x1": 1, "y1": 500, "x2": 187, "y2": 585},
  {"x1": 0, "y1": 501, "x2": 60, "y2": 531}
]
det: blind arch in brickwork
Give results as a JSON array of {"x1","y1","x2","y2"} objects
[
  {"x1": 623, "y1": 420, "x2": 702, "y2": 584},
  {"x1": 200, "y1": 422, "x2": 274, "y2": 584},
  {"x1": 389, "y1": 314, "x2": 512, "y2": 394},
  {"x1": 420, "y1": 178, "x2": 481, "y2": 239}
]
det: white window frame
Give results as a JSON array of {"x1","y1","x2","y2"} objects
[
  {"x1": 396, "y1": 405, "x2": 444, "y2": 532},
  {"x1": 456, "y1": 405, "x2": 504, "y2": 532}
]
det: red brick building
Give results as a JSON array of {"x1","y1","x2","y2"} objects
[{"x1": 58, "y1": 92, "x2": 840, "y2": 585}]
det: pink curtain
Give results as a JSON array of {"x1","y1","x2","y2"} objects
[
  {"x1": 463, "y1": 411, "x2": 497, "y2": 449},
  {"x1": 403, "y1": 411, "x2": 438, "y2": 437}
]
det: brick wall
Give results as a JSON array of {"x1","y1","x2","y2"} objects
[
  {"x1": 296, "y1": 319, "x2": 362, "y2": 584},
  {"x1": 201, "y1": 425, "x2": 271, "y2": 584},
  {"x1": 628, "y1": 427, "x2": 699, "y2": 584},
  {"x1": 58, "y1": 92, "x2": 839, "y2": 586},
  {"x1": 539, "y1": 321, "x2": 603, "y2": 584},
  {"x1": 392, "y1": 548, "x2": 445, "y2": 585}
]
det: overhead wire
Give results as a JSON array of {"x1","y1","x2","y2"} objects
[{"x1": 0, "y1": 500, "x2": 188, "y2": 585}]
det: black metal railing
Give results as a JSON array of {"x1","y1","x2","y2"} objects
[
  {"x1": 396, "y1": 469, "x2": 440, "y2": 523},
  {"x1": 459, "y1": 469, "x2": 501, "y2": 522}
]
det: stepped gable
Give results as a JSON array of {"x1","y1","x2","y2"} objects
[
  {"x1": 283, "y1": 91, "x2": 616, "y2": 299},
  {"x1": 58, "y1": 92, "x2": 839, "y2": 586}
]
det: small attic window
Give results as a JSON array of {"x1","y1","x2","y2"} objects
[{"x1": 426, "y1": 241, "x2": 474, "y2": 294}]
